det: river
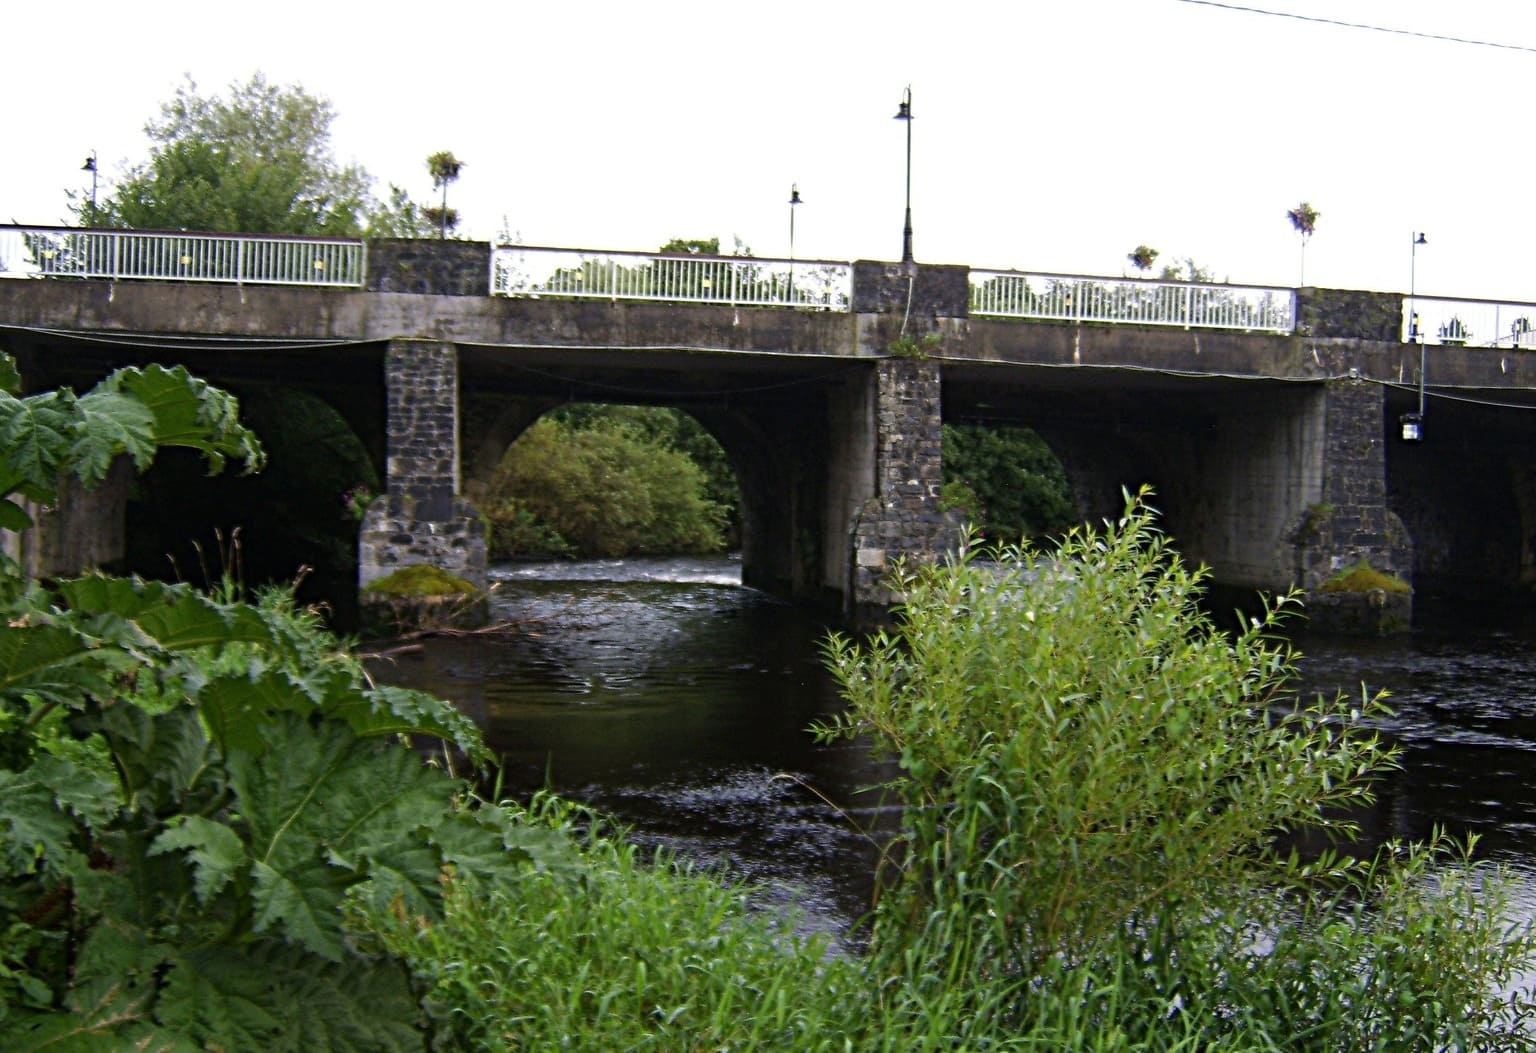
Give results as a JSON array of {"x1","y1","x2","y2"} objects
[{"x1": 370, "y1": 555, "x2": 1536, "y2": 946}]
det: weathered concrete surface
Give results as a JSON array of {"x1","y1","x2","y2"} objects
[{"x1": 9, "y1": 262, "x2": 1536, "y2": 629}]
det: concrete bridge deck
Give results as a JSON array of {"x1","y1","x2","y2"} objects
[{"x1": 5, "y1": 237, "x2": 1536, "y2": 630}]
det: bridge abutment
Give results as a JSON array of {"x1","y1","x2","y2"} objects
[{"x1": 358, "y1": 339, "x2": 486, "y2": 624}]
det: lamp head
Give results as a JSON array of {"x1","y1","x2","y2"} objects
[
  {"x1": 894, "y1": 86, "x2": 912, "y2": 121},
  {"x1": 789, "y1": 185, "x2": 802, "y2": 206},
  {"x1": 1413, "y1": 232, "x2": 1427, "y2": 246},
  {"x1": 81, "y1": 155, "x2": 96, "y2": 172}
]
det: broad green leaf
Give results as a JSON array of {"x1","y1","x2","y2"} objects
[
  {"x1": 431, "y1": 805, "x2": 579, "y2": 883},
  {"x1": 195, "y1": 670, "x2": 316, "y2": 755},
  {"x1": 140, "y1": 594, "x2": 276, "y2": 651},
  {"x1": 57, "y1": 577, "x2": 277, "y2": 652},
  {"x1": 29, "y1": 753, "x2": 117, "y2": 835},
  {"x1": 345, "y1": 848, "x2": 443, "y2": 920},
  {"x1": 0, "y1": 1010, "x2": 196, "y2": 1052},
  {"x1": 0, "y1": 390, "x2": 76, "y2": 500},
  {"x1": 91, "y1": 364, "x2": 264, "y2": 476},
  {"x1": 0, "y1": 624, "x2": 118, "y2": 707},
  {"x1": 330, "y1": 683, "x2": 488, "y2": 760},
  {"x1": 230, "y1": 716, "x2": 458, "y2": 957},
  {"x1": 0, "y1": 923, "x2": 196, "y2": 1052},
  {"x1": 156, "y1": 943, "x2": 421, "y2": 1052},
  {"x1": 0, "y1": 766, "x2": 85, "y2": 879},
  {"x1": 98, "y1": 705, "x2": 220, "y2": 817},
  {"x1": 0, "y1": 496, "x2": 34, "y2": 532},
  {"x1": 249, "y1": 858, "x2": 357, "y2": 962},
  {"x1": 0, "y1": 353, "x2": 21, "y2": 396},
  {"x1": 56, "y1": 574, "x2": 176, "y2": 617},
  {"x1": 150, "y1": 817, "x2": 246, "y2": 904},
  {"x1": 68, "y1": 389, "x2": 158, "y2": 485}
]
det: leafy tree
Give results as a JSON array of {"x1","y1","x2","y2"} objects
[
  {"x1": 366, "y1": 184, "x2": 438, "y2": 239},
  {"x1": 941, "y1": 423, "x2": 1073, "y2": 541},
  {"x1": 426, "y1": 150, "x2": 465, "y2": 239},
  {"x1": 1158, "y1": 256, "x2": 1220, "y2": 283},
  {"x1": 1288, "y1": 200, "x2": 1320, "y2": 284},
  {"x1": 92, "y1": 74, "x2": 381, "y2": 236},
  {"x1": 483, "y1": 416, "x2": 726, "y2": 559},
  {"x1": 659, "y1": 237, "x2": 720, "y2": 255}
]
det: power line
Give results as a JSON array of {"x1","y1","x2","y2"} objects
[{"x1": 1174, "y1": 0, "x2": 1536, "y2": 53}]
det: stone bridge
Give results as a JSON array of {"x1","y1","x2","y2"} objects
[{"x1": 4, "y1": 237, "x2": 1536, "y2": 630}]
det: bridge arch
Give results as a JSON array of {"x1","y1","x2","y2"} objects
[
  {"x1": 1386, "y1": 388, "x2": 1536, "y2": 606},
  {"x1": 451, "y1": 344, "x2": 899, "y2": 614}
]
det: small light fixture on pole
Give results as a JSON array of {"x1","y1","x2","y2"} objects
[
  {"x1": 788, "y1": 184, "x2": 802, "y2": 298},
  {"x1": 81, "y1": 151, "x2": 98, "y2": 222},
  {"x1": 894, "y1": 86, "x2": 914, "y2": 266},
  {"x1": 1400, "y1": 231, "x2": 1428, "y2": 442}
]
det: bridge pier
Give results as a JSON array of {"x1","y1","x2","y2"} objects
[
  {"x1": 1295, "y1": 376, "x2": 1413, "y2": 630},
  {"x1": 845, "y1": 357, "x2": 959, "y2": 623},
  {"x1": 0, "y1": 457, "x2": 133, "y2": 578},
  {"x1": 358, "y1": 339, "x2": 486, "y2": 623}
]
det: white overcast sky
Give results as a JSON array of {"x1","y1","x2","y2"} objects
[{"x1": 5, "y1": 0, "x2": 1535, "y2": 301}]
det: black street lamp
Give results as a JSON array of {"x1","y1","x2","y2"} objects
[
  {"x1": 894, "y1": 87, "x2": 913, "y2": 266},
  {"x1": 81, "y1": 151, "x2": 98, "y2": 221},
  {"x1": 788, "y1": 184, "x2": 802, "y2": 299},
  {"x1": 1401, "y1": 231, "x2": 1428, "y2": 442}
]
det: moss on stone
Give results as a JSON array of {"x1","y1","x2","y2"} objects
[
  {"x1": 364, "y1": 564, "x2": 477, "y2": 597},
  {"x1": 1318, "y1": 561, "x2": 1410, "y2": 594}
]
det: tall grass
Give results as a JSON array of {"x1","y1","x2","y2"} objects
[{"x1": 359, "y1": 795, "x2": 871, "y2": 1051}]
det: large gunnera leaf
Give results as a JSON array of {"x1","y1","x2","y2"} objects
[
  {"x1": 223, "y1": 714, "x2": 458, "y2": 960},
  {"x1": 155, "y1": 943, "x2": 422, "y2": 1052}
]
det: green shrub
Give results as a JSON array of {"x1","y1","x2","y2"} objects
[
  {"x1": 484, "y1": 416, "x2": 726, "y2": 559},
  {"x1": 941, "y1": 423, "x2": 1074, "y2": 541},
  {"x1": 816, "y1": 486, "x2": 1536, "y2": 1049}
]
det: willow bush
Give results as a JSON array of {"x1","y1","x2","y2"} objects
[{"x1": 816, "y1": 487, "x2": 1536, "y2": 1049}]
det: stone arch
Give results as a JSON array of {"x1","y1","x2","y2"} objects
[
  {"x1": 1387, "y1": 391, "x2": 1536, "y2": 603},
  {"x1": 127, "y1": 384, "x2": 379, "y2": 611},
  {"x1": 457, "y1": 388, "x2": 853, "y2": 610},
  {"x1": 460, "y1": 393, "x2": 563, "y2": 500}
]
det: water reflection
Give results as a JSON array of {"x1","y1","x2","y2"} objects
[{"x1": 371, "y1": 557, "x2": 1536, "y2": 942}]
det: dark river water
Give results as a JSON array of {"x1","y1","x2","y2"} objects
[{"x1": 370, "y1": 556, "x2": 1536, "y2": 947}]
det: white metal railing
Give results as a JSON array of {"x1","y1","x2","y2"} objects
[
  {"x1": 491, "y1": 245, "x2": 852, "y2": 310},
  {"x1": 970, "y1": 269, "x2": 1296, "y2": 333},
  {"x1": 1402, "y1": 296, "x2": 1536, "y2": 349},
  {"x1": 0, "y1": 225, "x2": 366, "y2": 287}
]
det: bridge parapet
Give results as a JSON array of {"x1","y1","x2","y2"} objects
[
  {"x1": 491, "y1": 244, "x2": 852, "y2": 310},
  {"x1": 0, "y1": 224, "x2": 365, "y2": 287},
  {"x1": 970, "y1": 268, "x2": 1295, "y2": 334}
]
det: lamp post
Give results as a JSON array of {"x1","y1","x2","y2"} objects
[
  {"x1": 788, "y1": 184, "x2": 802, "y2": 300},
  {"x1": 1401, "y1": 231, "x2": 1428, "y2": 442},
  {"x1": 81, "y1": 151, "x2": 98, "y2": 222},
  {"x1": 894, "y1": 86, "x2": 913, "y2": 266}
]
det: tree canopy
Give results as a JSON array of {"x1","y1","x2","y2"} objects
[{"x1": 91, "y1": 74, "x2": 406, "y2": 236}]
